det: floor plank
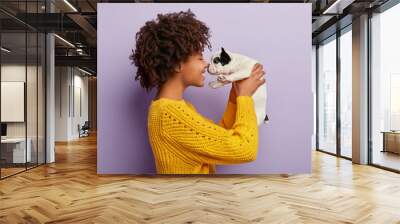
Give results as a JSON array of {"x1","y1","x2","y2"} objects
[{"x1": 1, "y1": 134, "x2": 400, "y2": 223}]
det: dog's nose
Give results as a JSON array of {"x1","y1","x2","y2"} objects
[{"x1": 206, "y1": 64, "x2": 212, "y2": 74}]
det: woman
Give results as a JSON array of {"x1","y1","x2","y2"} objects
[{"x1": 131, "y1": 10, "x2": 266, "y2": 174}]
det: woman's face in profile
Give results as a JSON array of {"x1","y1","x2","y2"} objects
[{"x1": 180, "y1": 52, "x2": 209, "y2": 88}]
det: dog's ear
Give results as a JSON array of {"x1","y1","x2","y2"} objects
[
  {"x1": 221, "y1": 48, "x2": 230, "y2": 58},
  {"x1": 221, "y1": 47, "x2": 227, "y2": 54},
  {"x1": 220, "y1": 47, "x2": 231, "y2": 66}
]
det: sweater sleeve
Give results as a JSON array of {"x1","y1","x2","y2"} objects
[
  {"x1": 218, "y1": 100, "x2": 236, "y2": 129},
  {"x1": 161, "y1": 96, "x2": 259, "y2": 164}
]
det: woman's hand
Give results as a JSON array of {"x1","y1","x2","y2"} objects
[{"x1": 230, "y1": 64, "x2": 265, "y2": 100}]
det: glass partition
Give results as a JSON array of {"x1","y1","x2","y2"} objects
[{"x1": 0, "y1": 1, "x2": 46, "y2": 179}]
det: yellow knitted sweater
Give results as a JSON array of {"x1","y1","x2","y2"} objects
[{"x1": 147, "y1": 96, "x2": 259, "y2": 174}]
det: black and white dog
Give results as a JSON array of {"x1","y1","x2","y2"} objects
[{"x1": 207, "y1": 48, "x2": 269, "y2": 125}]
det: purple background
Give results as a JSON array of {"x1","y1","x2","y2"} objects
[{"x1": 97, "y1": 3, "x2": 312, "y2": 174}]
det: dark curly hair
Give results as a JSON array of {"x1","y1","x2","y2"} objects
[{"x1": 130, "y1": 10, "x2": 212, "y2": 92}]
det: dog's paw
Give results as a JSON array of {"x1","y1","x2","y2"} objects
[
  {"x1": 217, "y1": 76, "x2": 226, "y2": 82},
  {"x1": 209, "y1": 81, "x2": 225, "y2": 89},
  {"x1": 217, "y1": 76, "x2": 232, "y2": 85}
]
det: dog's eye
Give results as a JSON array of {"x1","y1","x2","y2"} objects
[{"x1": 213, "y1": 57, "x2": 220, "y2": 64}]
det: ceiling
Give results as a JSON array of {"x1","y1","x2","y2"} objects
[{"x1": 0, "y1": 0, "x2": 394, "y2": 75}]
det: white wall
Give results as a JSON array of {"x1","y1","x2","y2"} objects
[
  {"x1": 55, "y1": 66, "x2": 70, "y2": 141},
  {"x1": 55, "y1": 67, "x2": 89, "y2": 141},
  {"x1": 71, "y1": 72, "x2": 89, "y2": 138}
]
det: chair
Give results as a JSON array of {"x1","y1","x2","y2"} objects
[{"x1": 78, "y1": 121, "x2": 90, "y2": 138}]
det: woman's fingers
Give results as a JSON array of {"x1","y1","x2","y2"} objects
[
  {"x1": 245, "y1": 63, "x2": 266, "y2": 88},
  {"x1": 252, "y1": 69, "x2": 266, "y2": 80},
  {"x1": 258, "y1": 77, "x2": 266, "y2": 86},
  {"x1": 254, "y1": 70, "x2": 266, "y2": 87},
  {"x1": 252, "y1": 63, "x2": 262, "y2": 72},
  {"x1": 251, "y1": 64, "x2": 263, "y2": 75},
  {"x1": 251, "y1": 65, "x2": 263, "y2": 77}
]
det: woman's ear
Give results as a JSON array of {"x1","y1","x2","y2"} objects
[{"x1": 174, "y1": 64, "x2": 182, "y2": 73}]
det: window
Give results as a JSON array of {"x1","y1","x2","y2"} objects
[
  {"x1": 339, "y1": 28, "x2": 352, "y2": 158},
  {"x1": 317, "y1": 36, "x2": 337, "y2": 154},
  {"x1": 371, "y1": 2, "x2": 400, "y2": 171}
]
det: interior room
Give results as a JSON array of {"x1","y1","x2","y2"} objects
[{"x1": 0, "y1": 0, "x2": 399, "y2": 223}]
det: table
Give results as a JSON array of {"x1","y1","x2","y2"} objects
[
  {"x1": 381, "y1": 131, "x2": 400, "y2": 154},
  {"x1": 1, "y1": 138, "x2": 32, "y2": 163}
]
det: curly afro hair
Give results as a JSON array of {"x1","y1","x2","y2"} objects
[{"x1": 130, "y1": 10, "x2": 212, "y2": 92}]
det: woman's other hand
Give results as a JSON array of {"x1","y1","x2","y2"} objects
[{"x1": 233, "y1": 63, "x2": 266, "y2": 97}]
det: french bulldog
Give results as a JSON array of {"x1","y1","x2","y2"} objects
[{"x1": 207, "y1": 48, "x2": 269, "y2": 125}]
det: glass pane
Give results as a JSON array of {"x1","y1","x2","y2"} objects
[
  {"x1": 1, "y1": 31, "x2": 27, "y2": 177},
  {"x1": 312, "y1": 46, "x2": 317, "y2": 150},
  {"x1": 371, "y1": 4, "x2": 400, "y2": 171},
  {"x1": 340, "y1": 29, "x2": 352, "y2": 158},
  {"x1": 27, "y1": 31, "x2": 38, "y2": 169},
  {"x1": 38, "y1": 32, "x2": 45, "y2": 165},
  {"x1": 318, "y1": 37, "x2": 337, "y2": 154}
]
